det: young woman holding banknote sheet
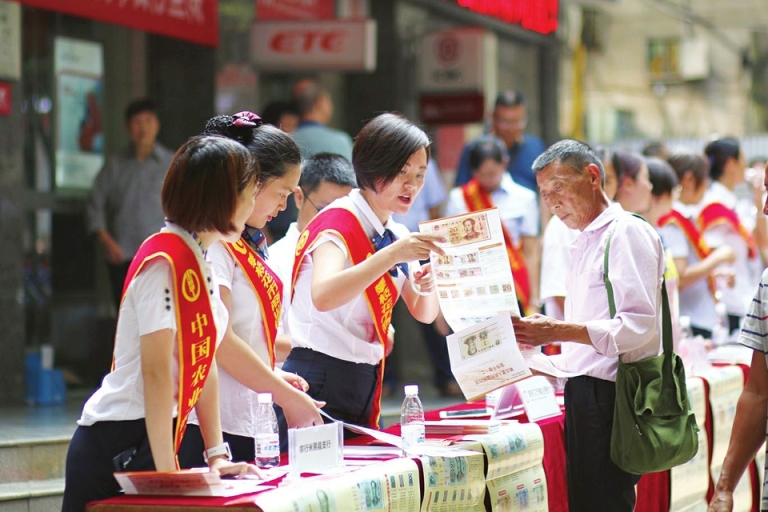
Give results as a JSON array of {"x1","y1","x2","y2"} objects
[
  {"x1": 62, "y1": 136, "x2": 261, "y2": 512},
  {"x1": 275, "y1": 113, "x2": 445, "y2": 446},
  {"x1": 178, "y1": 111, "x2": 323, "y2": 467}
]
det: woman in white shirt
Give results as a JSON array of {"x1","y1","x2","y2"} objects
[
  {"x1": 62, "y1": 136, "x2": 261, "y2": 512},
  {"x1": 178, "y1": 112, "x2": 322, "y2": 466},
  {"x1": 277, "y1": 113, "x2": 444, "y2": 445}
]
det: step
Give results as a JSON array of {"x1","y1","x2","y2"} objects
[
  {"x1": 0, "y1": 437, "x2": 70, "y2": 484},
  {"x1": 0, "y1": 478, "x2": 64, "y2": 511}
]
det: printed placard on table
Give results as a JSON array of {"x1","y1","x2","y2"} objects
[
  {"x1": 515, "y1": 376, "x2": 561, "y2": 422},
  {"x1": 288, "y1": 421, "x2": 344, "y2": 476}
]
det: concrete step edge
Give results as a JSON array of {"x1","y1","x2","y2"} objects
[
  {"x1": 0, "y1": 478, "x2": 65, "y2": 502},
  {"x1": 0, "y1": 435, "x2": 72, "y2": 449}
]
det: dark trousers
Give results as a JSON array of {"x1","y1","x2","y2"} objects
[
  {"x1": 564, "y1": 376, "x2": 641, "y2": 512},
  {"x1": 178, "y1": 423, "x2": 256, "y2": 468},
  {"x1": 728, "y1": 314, "x2": 742, "y2": 334},
  {"x1": 691, "y1": 326, "x2": 712, "y2": 339},
  {"x1": 62, "y1": 419, "x2": 155, "y2": 512},
  {"x1": 384, "y1": 320, "x2": 455, "y2": 389},
  {"x1": 275, "y1": 347, "x2": 378, "y2": 452},
  {"x1": 107, "y1": 261, "x2": 131, "y2": 312}
]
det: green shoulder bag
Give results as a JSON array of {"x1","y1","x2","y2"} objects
[{"x1": 604, "y1": 215, "x2": 699, "y2": 475}]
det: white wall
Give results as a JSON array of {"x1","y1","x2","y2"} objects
[{"x1": 560, "y1": 0, "x2": 768, "y2": 143}]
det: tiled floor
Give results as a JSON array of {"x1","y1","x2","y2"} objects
[{"x1": 0, "y1": 391, "x2": 88, "y2": 446}]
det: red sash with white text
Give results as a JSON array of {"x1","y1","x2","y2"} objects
[
  {"x1": 225, "y1": 238, "x2": 282, "y2": 368},
  {"x1": 461, "y1": 179, "x2": 531, "y2": 315},
  {"x1": 292, "y1": 207, "x2": 397, "y2": 429},
  {"x1": 658, "y1": 209, "x2": 717, "y2": 296},
  {"x1": 120, "y1": 233, "x2": 217, "y2": 466},
  {"x1": 698, "y1": 202, "x2": 757, "y2": 259}
]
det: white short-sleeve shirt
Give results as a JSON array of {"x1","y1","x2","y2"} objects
[
  {"x1": 444, "y1": 174, "x2": 539, "y2": 244},
  {"x1": 702, "y1": 181, "x2": 760, "y2": 317},
  {"x1": 79, "y1": 223, "x2": 227, "y2": 425},
  {"x1": 270, "y1": 222, "x2": 301, "y2": 337},
  {"x1": 658, "y1": 207, "x2": 716, "y2": 331},
  {"x1": 288, "y1": 189, "x2": 409, "y2": 365},
  {"x1": 540, "y1": 216, "x2": 579, "y2": 320},
  {"x1": 187, "y1": 239, "x2": 278, "y2": 437}
]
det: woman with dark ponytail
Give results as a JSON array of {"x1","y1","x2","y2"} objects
[
  {"x1": 178, "y1": 112, "x2": 322, "y2": 467},
  {"x1": 700, "y1": 137, "x2": 761, "y2": 333}
]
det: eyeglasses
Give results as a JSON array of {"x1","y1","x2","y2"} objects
[{"x1": 300, "y1": 187, "x2": 325, "y2": 212}]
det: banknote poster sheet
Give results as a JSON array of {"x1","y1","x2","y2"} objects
[
  {"x1": 420, "y1": 208, "x2": 520, "y2": 332},
  {"x1": 702, "y1": 366, "x2": 752, "y2": 510},
  {"x1": 254, "y1": 458, "x2": 420, "y2": 512},
  {"x1": 669, "y1": 378, "x2": 709, "y2": 511},
  {"x1": 420, "y1": 451, "x2": 486, "y2": 512},
  {"x1": 447, "y1": 314, "x2": 531, "y2": 401},
  {"x1": 114, "y1": 468, "x2": 274, "y2": 497},
  {"x1": 486, "y1": 464, "x2": 548, "y2": 512},
  {"x1": 465, "y1": 423, "x2": 544, "y2": 480}
]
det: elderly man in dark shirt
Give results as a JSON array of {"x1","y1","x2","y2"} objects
[{"x1": 86, "y1": 98, "x2": 174, "y2": 310}]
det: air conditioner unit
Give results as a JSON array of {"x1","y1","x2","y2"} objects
[{"x1": 679, "y1": 37, "x2": 709, "y2": 81}]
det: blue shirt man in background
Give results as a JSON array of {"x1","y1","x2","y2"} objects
[{"x1": 454, "y1": 91, "x2": 545, "y2": 192}]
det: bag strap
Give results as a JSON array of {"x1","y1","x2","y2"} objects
[{"x1": 603, "y1": 213, "x2": 673, "y2": 358}]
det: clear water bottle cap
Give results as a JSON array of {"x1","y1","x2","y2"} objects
[
  {"x1": 679, "y1": 315, "x2": 691, "y2": 328},
  {"x1": 258, "y1": 392, "x2": 273, "y2": 404},
  {"x1": 404, "y1": 384, "x2": 419, "y2": 396}
]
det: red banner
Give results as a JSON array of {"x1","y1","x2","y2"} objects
[
  {"x1": 16, "y1": 0, "x2": 219, "y2": 47},
  {"x1": 121, "y1": 233, "x2": 217, "y2": 465}
]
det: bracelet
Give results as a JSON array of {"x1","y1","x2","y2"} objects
[{"x1": 203, "y1": 442, "x2": 232, "y2": 464}]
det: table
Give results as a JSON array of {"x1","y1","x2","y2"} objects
[{"x1": 90, "y1": 369, "x2": 760, "y2": 512}]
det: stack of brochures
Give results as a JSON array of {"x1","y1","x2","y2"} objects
[{"x1": 424, "y1": 420, "x2": 501, "y2": 436}]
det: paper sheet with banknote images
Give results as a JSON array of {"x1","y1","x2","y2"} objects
[
  {"x1": 253, "y1": 458, "x2": 421, "y2": 512},
  {"x1": 457, "y1": 422, "x2": 548, "y2": 512},
  {"x1": 669, "y1": 377, "x2": 709, "y2": 512},
  {"x1": 419, "y1": 208, "x2": 520, "y2": 332},
  {"x1": 446, "y1": 313, "x2": 531, "y2": 401},
  {"x1": 419, "y1": 448, "x2": 487, "y2": 512}
]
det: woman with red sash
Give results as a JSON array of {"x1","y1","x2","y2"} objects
[
  {"x1": 179, "y1": 112, "x2": 323, "y2": 467},
  {"x1": 700, "y1": 137, "x2": 763, "y2": 333},
  {"x1": 62, "y1": 136, "x2": 261, "y2": 512},
  {"x1": 276, "y1": 113, "x2": 445, "y2": 446},
  {"x1": 656, "y1": 151, "x2": 736, "y2": 338}
]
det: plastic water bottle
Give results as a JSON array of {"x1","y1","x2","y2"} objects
[
  {"x1": 679, "y1": 315, "x2": 693, "y2": 340},
  {"x1": 401, "y1": 384, "x2": 426, "y2": 451},
  {"x1": 712, "y1": 302, "x2": 729, "y2": 346},
  {"x1": 254, "y1": 393, "x2": 280, "y2": 468}
]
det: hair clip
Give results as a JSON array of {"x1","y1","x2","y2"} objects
[{"x1": 232, "y1": 111, "x2": 263, "y2": 128}]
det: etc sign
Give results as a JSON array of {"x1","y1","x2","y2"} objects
[{"x1": 251, "y1": 20, "x2": 377, "y2": 71}]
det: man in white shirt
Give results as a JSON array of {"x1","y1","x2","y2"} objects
[
  {"x1": 269, "y1": 153, "x2": 356, "y2": 363},
  {"x1": 512, "y1": 140, "x2": 664, "y2": 512}
]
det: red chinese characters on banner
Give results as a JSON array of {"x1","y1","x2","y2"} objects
[
  {"x1": 256, "y1": 0, "x2": 334, "y2": 20},
  {"x1": 453, "y1": 0, "x2": 559, "y2": 35},
  {"x1": 16, "y1": 0, "x2": 219, "y2": 47}
]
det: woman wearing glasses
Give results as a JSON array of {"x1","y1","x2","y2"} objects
[{"x1": 178, "y1": 112, "x2": 323, "y2": 467}]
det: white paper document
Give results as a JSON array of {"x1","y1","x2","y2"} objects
[
  {"x1": 420, "y1": 208, "x2": 520, "y2": 332},
  {"x1": 447, "y1": 314, "x2": 531, "y2": 401}
]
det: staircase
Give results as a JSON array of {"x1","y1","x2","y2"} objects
[{"x1": 0, "y1": 394, "x2": 83, "y2": 512}]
